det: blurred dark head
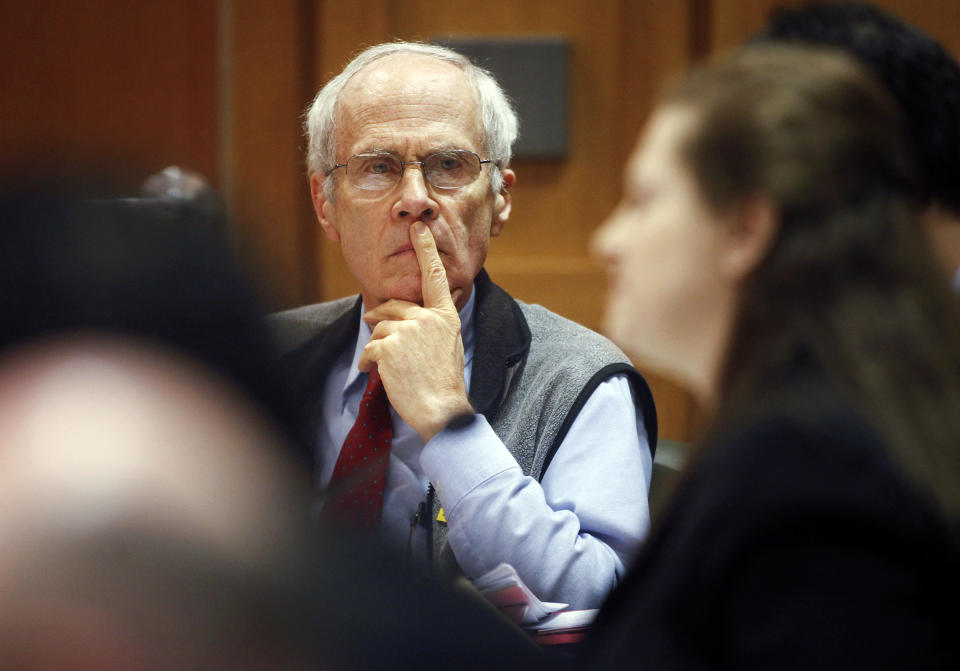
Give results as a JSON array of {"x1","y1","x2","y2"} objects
[
  {"x1": 0, "y1": 180, "x2": 303, "y2": 460},
  {"x1": 753, "y1": 1, "x2": 960, "y2": 216}
]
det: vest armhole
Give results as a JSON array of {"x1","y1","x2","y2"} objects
[{"x1": 538, "y1": 363, "x2": 658, "y2": 481}]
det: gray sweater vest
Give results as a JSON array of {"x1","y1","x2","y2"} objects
[{"x1": 271, "y1": 271, "x2": 657, "y2": 578}]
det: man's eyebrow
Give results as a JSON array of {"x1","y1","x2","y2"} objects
[
  {"x1": 430, "y1": 145, "x2": 468, "y2": 153},
  {"x1": 351, "y1": 145, "x2": 476, "y2": 159},
  {"x1": 355, "y1": 146, "x2": 400, "y2": 156}
]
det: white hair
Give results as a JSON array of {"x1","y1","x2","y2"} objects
[{"x1": 303, "y1": 41, "x2": 519, "y2": 199}]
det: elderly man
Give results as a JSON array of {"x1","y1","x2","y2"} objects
[{"x1": 274, "y1": 42, "x2": 656, "y2": 608}]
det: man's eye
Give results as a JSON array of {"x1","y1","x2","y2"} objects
[
  {"x1": 369, "y1": 161, "x2": 392, "y2": 174},
  {"x1": 432, "y1": 154, "x2": 466, "y2": 173}
]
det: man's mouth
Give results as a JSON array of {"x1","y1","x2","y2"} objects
[
  {"x1": 388, "y1": 232, "x2": 449, "y2": 260},
  {"x1": 389, "y1": 243, "x2": 415, "y2": 258},
  {"x1": 389, "y1": 243, "x2": 449, "y2": 258}
]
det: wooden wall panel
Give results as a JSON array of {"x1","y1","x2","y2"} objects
[
  {"x1": 0, "y1": 0, "x2": 218, "y2": 184},
  {"x1": 709, "y1": 0, "x2": 788, "y2": 52}
]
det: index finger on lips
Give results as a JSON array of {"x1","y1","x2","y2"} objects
[{"x1": 410, "y1": 221, "x2": 456, "y2": 313}]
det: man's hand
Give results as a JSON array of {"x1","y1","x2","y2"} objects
[{"x1": 359, "y1": 221, "x2": 475, "y2": 441}]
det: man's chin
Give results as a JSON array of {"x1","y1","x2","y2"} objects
[
  {"x1": 382, "y1": 281, "x2": 424, "y2": 306},
  {"x1": 372, "y1": 273, "x2": 464, "y2": 308}
]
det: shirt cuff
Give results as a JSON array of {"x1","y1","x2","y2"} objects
[{"x1": 420, "y1": 414, "x2": 520, "y2": 510}]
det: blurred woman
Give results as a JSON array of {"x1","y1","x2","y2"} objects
[{"x1": 588, "y1": 45, "x2": 960, "y2": 669}]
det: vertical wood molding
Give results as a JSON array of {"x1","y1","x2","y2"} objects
[
  {"x1": 221, "y1": 0, "x2": 318, "y2": 308},
  {"x1": 218, "y1": 0, "x2": 235, "y2": 212},
  {"x1": 297, "y1": 0, "x2": 320, "y2": 301},
  {"x1": 688, "y1": 0, "x2": 712, "y2": 61}
]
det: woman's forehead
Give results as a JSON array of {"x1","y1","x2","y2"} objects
[{"x1": 630, "y1": 106, "x2": 699, "y2": 181}]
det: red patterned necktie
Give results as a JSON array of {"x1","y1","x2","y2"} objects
[{"x1": 322, "y1": 367, "x2": 393, "y2": 531}]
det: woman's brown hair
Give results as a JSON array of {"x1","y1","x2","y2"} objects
[{"x1": 667, "y1": 46, "x2": 960, "y2": 516}]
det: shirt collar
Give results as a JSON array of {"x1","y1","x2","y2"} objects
[{"x1": 340, "y1": 284, "x2": 478, "y2": 410}]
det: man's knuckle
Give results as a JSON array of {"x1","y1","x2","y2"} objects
[{"x1": 426, "y1": 260, "x2": 446, "y2": 281}]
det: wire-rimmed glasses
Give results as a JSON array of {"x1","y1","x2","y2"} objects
[{"x1": 327, "y1": 150, "x2": 497, "y2": 191}]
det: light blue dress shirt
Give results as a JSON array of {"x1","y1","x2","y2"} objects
[{"x1": 318, "y1": 285, "x2": 652, "y2": 608}]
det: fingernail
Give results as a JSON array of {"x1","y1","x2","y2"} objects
[{"x1": 413, "y1": 221, "x2": 427, "y2": 236}]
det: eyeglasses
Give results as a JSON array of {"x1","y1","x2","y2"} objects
[{"x1": 327, "y1": 150, "x2": 497, "y2": 191}]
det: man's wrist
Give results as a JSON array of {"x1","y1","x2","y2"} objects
[
  {"x1": 420, "y1": 397, "x2": 475, "y2": 442},
  {"x1": 445, "y1": 411, "x2": 477, "y2": 431}
]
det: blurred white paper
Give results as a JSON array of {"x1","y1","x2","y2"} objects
[
  {"x1": 527, "y1": 608, "x2": 598, "y2": 633},
  {"x1": 473, "y1": 563, "x2": 567, "y2": 625}
]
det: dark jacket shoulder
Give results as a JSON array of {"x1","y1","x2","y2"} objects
[
  {"x1": 269, "y1": 296, "x2": 359, "y2": 355},
  {"x1": 588, "y1": 376, "x2": 959, "y2": 670}
]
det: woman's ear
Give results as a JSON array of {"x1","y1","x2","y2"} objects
[{"x1": 721, "y1": 195, "x2": 778, "y2": 282}]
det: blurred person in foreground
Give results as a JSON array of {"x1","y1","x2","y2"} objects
[
  {"x1": 755, "y1": 1, "x2": 960, "y2": 288},
  {"x1": 0, "y1": 338, "x2": 551, "y2": 671},
  {"x1": 0, "y1": 182, "x2": 552, "y2": 670},
  {"x1": 586, "y1": 45, "x2": 960, "y2": 669},
  {"x1": 274, "y1": 41, "x2": 656, "y2": 608}
]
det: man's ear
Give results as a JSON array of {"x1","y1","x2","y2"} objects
[
  {"x1": 310, "y1": 173, "x2": 341, "y2": 243},
  {"x1": 721, "y1": 194, "x2": 778, "y2": 282},
  {"x1": 491, "y1": 169, "x2": 515, "y2": 238}
]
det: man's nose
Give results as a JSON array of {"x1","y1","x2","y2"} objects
[{"x1": 392, "y1": 164, "x2": 438, "y2": 221}]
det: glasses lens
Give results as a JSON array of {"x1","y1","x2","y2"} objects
[
  {"x1": 424, "y1": 150, "x2": 481, "y2": 188},
  {"x1": 346, "y1": 153, "x2": 402, "y2": 190}
]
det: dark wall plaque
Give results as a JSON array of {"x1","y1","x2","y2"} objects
[{"x1": 435, "y1": 37, "x2": 569, "y2": 159}]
